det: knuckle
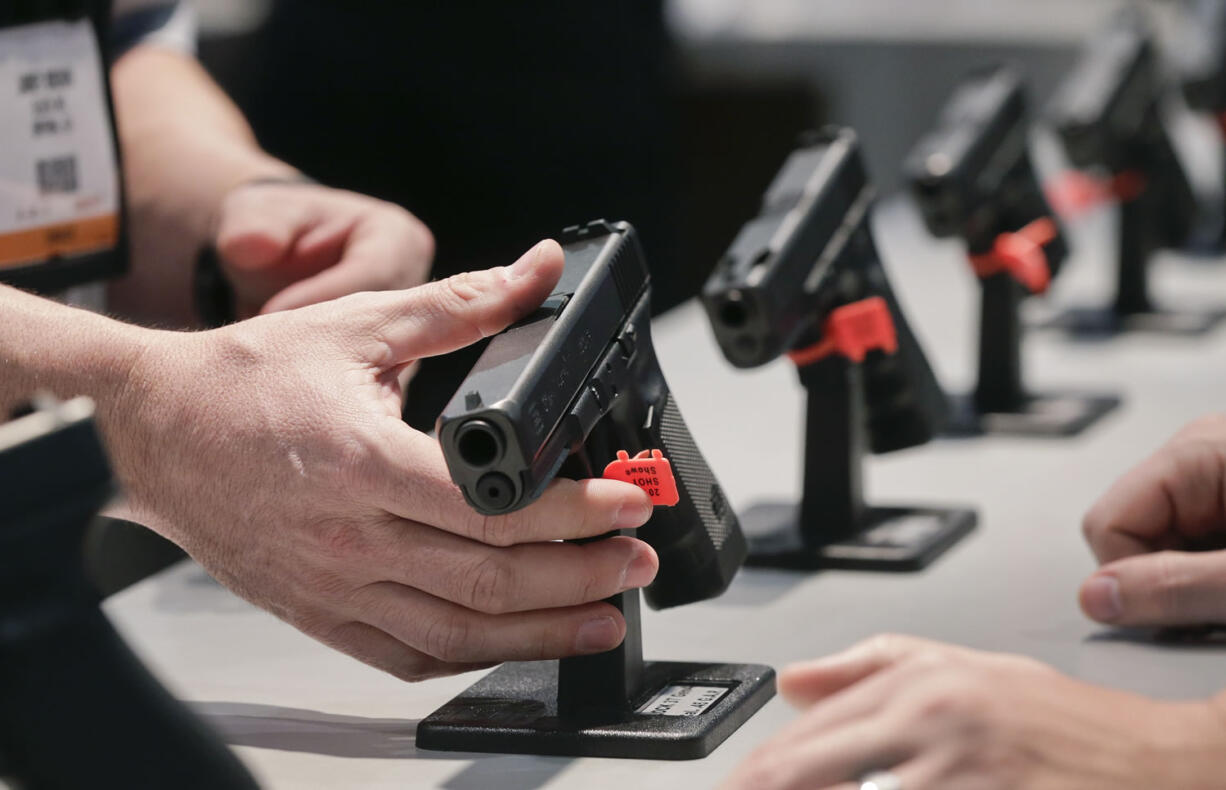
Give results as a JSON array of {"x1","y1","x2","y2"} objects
[
  {"x1": 908, "y1": 649, "x2": 952, "y2": 674},
  {"x1": 417, "y1": 272, "x2": 496, "y2": 339},
  {"x1": 909, "y1": 676, "x2": 986, "y2": 723},
  {"x1": 291, "y1": 609, "x2": 337, "y2": 641},
  {"x1": 316, "y1": 518, "x2": 366, "y2": 564},
  {"x1": 544, "y1": 480, "x2": 594, "y2": 534},
  {"x1": 379, "y1": 205, "x2": 434, "y2": 261},
  {"x1": 470, "y1": 511, "x2": 517, "y2": 547},
  {"x1": 1081, "y1": 507, "x2": 1107, "y2": 543},
  {"x1": 406, "y1": 216, "x2": 435, "y2": 260},
  {"x1": 867, "y1": 632, "x2": 915, "y2": 658},
  {"x1": 531, "y1": 624, "x2": 555, "y2": 661},
  {"x1": 464, "y1": 552, "x2": 517, "y2": 614},
  {"x1": 997, "y1": 652, "x2": 1052, "y2": 677},
  {"x1": 323, "y1": 622, "x2": 429, "y2": 683},
  {"x1": 307, "y1": 569, "x2": 354, "y2": 605},
  {"x1": 1153, "y1": 551, "x2": 1190, "y2": 618},
  {"x1": 578, "y1": 566, "x2": 607, "y2": 604},
  {"x1": 868, "y1": 633, "x2": 902, "y2": 652},
  {"x1": 441, "y1": 271, "x2": 485, "y2": 310},
  {"x1": 336, "y1": 432, "x2": 381, "y2": 496},
  {"x1": 422, "y1": 611, "x2": 479, "y2": 662}
]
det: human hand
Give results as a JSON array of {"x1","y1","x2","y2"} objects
[
  {"x1": 108, "y1": 240, "x2": 658, "y2": 681},
  {"x1": 1079, "y1": 415, "x2": 1226, "y2": 627},
  {"x1": 724, "y1": 635, "x2": 1226, "y2": 790},
  {"x1": 213, "y1": 181, "x2": 435, "y2": 319}
]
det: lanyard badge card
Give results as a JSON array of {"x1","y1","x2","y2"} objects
[{"x1": 0, "y1": 5, "x2": 126, "y2": 293}]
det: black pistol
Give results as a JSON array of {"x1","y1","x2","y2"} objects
[
  {"x1": 701, "y1": 127, "x2": 948, "y2": 453},
  {"x1": 437, "y1": 220, "x2": 746, "y2": 610},
  {"x1": 904, "y1": 66, "x2": 1122, "y2": 436},
  {"x1": 1048, "y1": 10, "x2": 1196, "y2": 258},
  {"x1": 1178, "y1": 0, "x2": 1226, "y2": 116},
  {"x1": 1178, "y1": 0, "x2": 1226, "y2": 249},
  {"x1": 907, "y1": 65, "x2": 1068, "y2": 280},
  {"x1": 697, "y1": 128, "x2": 974, "y2": 571}
]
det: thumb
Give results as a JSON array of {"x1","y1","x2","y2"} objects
[
  {"x1": 1079, "y1": 550, "x2": 1226, "y2": 626},
  {"x1": 353, "y1": 238, "x2": 565, "y2": 365}
]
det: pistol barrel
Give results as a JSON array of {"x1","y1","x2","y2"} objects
[
  {"x1": 701, "y1": 127, "x2": 872, "y2": 368},
  {"x1": 438, "y1": 221, "x2": 648, "y2": 514}
]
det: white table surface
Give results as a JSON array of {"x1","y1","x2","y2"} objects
[
  {"x1": 104, "y1": 194, "x2": 1226, "y2": 789},
  {"x1": 666, "y1": 0, "x2": 1170, "y2": 45}
]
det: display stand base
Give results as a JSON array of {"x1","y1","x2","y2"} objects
[
  {"x1": 944, "y1": 392, "x2": 1121, "y2": 438},
  {"x1": 740, "y1": 504, "x2": 977, "y2": 571},
  {"x1": 417, "y1": 660, "x2": 775, "y2": 760},
  {"x1": 1040, "y1": 307, "x2": 1226, "y2": 338}
]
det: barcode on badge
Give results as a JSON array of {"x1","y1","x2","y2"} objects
[{"x1": 36, "y1": 156, "x2": 79, "y2": 194}]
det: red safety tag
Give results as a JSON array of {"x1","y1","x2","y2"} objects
[
  {"x1": 787, "y1": 296, "x2": 898, "y2": 368},
  {"x1": 602, "y1": 449, "x2": 680, "y2": 507},
  {"x1": 968, "y1": 216, "x2": 1057, "y2": 294},
  {"x1": 1046, "y1": 170, "x2": 1147, "y2": 218}
]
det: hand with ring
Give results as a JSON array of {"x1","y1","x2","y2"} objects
[
  {"x1": 858, "y1": 771, "x2": 902, "y2": 790},
  {"x1": 722, "y1": 635, "x2": 1226, "y2": 789}
]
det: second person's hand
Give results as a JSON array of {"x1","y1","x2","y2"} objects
[
  {"x1": 1080, "y1": 415, "x2": 1226, "y2": 627},
  {"x1": 213, "y1": 181, "x2": 436, "y2": 319}
]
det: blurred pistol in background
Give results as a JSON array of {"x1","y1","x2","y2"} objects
[
  {"x1": 1177, "y1": 0, "x2": 1226, "y2": 119},
  {"x1": 903, "y1": 65, "x2": 1122, "y2": 435},
  {"x1": 1047, "y1": 9, "x2": 1195, "y2": 255},
  {"x1": 437, "y1": 220, "x2": 746, "y2": 610},
  {"x1": 700, "y1": 127, "x2": 948, "y2": 454},
  {"x1": 907, "y1": 64, "x2": 1068, "y2": 283}
]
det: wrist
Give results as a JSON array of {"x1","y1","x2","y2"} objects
[
  {"x1": 195, "y1": 173, "x2": 318, "y2": 327},
  {"x1": 0, "y1": 288, "x2": 150, "y2": 413},
  {"x1": 199, "y1": 151, "x2": 301, "y2": 243}
]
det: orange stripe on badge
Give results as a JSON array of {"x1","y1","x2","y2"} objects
[{"x1": 0, "y1": 213, "x2": 120, "y2": 268}]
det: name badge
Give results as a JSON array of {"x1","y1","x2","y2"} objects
[{"x1": 0, "y1": 18, "x2": 121, "y2": 278}]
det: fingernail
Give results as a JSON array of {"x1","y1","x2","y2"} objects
[
  {"x1": 575, "y1": 616, "x2": 621, "y2": 653},
  {"x1": 614, "y1": 501, "x2": 654, "y2": 529},
  {"x1": 1082, "y1": 575, "x2": 1123, "y2": 622},
  {"x1": 507, "y1": 240, "x2": 548, "y2": 281},
  {"x1": 620, "y1": 549, "x2": 658, "y2": 591}
]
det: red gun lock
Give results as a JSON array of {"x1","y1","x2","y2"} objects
[
  {"x1": 787, "y1": 296, "x2": 899, "y2": 368},
  {"x1": 968, "y1": 216, "x2": 1058, "y2": 294},
  {"x1": 602, "y1": 449, "x2": 680, "y2": 507},
  {"x1": 1046, "y1": 169, "x2": 1147, "y2": 218}
]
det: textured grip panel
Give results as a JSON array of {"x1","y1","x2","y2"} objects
[{"x1": 657, "y1": 394, "x2": 733, "y2": 550}]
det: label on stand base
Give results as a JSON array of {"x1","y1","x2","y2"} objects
[{"x1": 636, "y1": 684, "x2": 730, "y2": 717}]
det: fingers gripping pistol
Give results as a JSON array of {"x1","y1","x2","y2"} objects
[
  {"x1": 437, "y1": 220, "x2": 746, "y2": 609},
  {"x1": 701, "y1": 127, "x2": 948, "y2": 454}
]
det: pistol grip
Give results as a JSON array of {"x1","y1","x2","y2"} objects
[
  {"x1": 637, "y1": 390, "x2": 746, "y2": 609},
  {"x1": 860, "y1": 284, "x2": 949, "y2": 454}
]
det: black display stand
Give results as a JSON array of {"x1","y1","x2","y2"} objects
[
  {"x1": 1045, "y1": 189, "x2": 1226, "y2": 338},
  {"x1": 416, "y1": 583, "x2": 774, "y2": 759},
  {"x1": 740, "y1": 358, "x2": 976, "y2": 571},
  {"x1": 946, "y1": 272, "x2": 1120, "y2": 437}
]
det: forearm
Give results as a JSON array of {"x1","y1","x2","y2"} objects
[
  {"x1": 107, "y1": 46, "x2": 295, "y2": 326},
  {"x1": 0, "y1": 285, "x2": 147, "y2": 420}
]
